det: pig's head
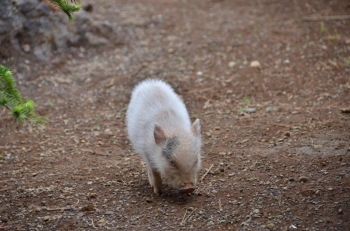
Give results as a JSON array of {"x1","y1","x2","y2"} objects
[{"x1": 154, "y1": 119, "x2": 202, "y2": 193}]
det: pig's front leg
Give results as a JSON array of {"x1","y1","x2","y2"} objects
[{"x1": 147, "y1": 168, "x2": 162, "y2": 195}]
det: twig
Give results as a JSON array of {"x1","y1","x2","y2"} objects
[
  {"x1": 0, "y1": 187, "x2": 12, "y2": 192},
  {"x1": 188, "y1": 87, "x2": 214, "y2": 94},
  {"x1": 218, "y1": 198, "x2": 222, "y2": 211},
  {"x1": 82, "y1": 149, "x2": 109, "y2": 156},
  {"x1": 180, "y1": 210, "x2": 187, "y2": 225},
  {"x1": 181, "y1": 209, "x2": 197, "y2": 224},
  {"x1": 44, "y1": 206, "x2": 75, "y2": 211},
  {"x1": 302, "y1": 15, "x2": 350, "y2": 21},
  {"x1": 200, "y1": 164, "x2": 214, "y2": 181},
  {"x1": 269, "y1": 123, "x2": 290, "y2": 128},
  {"x1": 254, "y1": 152, "x2": 266, "y2": 158},
  {"x1": 90, "y1": 218, "x2": 97, "y2": 229},
  {"x1": 280, "y1": 154, "x2": 300, "y2": 162}
]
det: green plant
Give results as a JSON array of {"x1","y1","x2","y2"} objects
[
  {"x1": 0, "y1": 65, "x2": 44, "y2": 123},
  {"x1": 243, "y1": 96, "x2": 250, "y2": 105},
  {"x1": 344, "y1": 57, "x2": 350, "y2": 66},
  {"x1": 237, "y1": 96, "x2": 251, "y2": 114},
  {"x1": 49, "y1": 0, "x2": 81, "y2": 20},
  {"x1": 320, "y1": 22, "x2": 326, "y2": 33}
]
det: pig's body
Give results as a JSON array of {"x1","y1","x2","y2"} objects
[{"x1": 126, "y1": 79, "x2": 201, "y2": 195}]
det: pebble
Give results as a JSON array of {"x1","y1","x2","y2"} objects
[
  {"x1": 266, "y1": 106, "x2": 279, "y2": 112},
  {"x1": 250, "y1": 60, "x2": 261, "y2": 68},
  {"x1": 145, "y1": 197, "x2": 153, "y2": 203},
  {"x1": 266, "y1": 223, "x2": 275, "y2": 230},
  {"x1": 105, "y1": 211, "x2": 114, "y2": 215},
  {"x1": 244, "y1": 108, "x2": 256, "y2": 113},
  {"x1": 228, "y1": 61, "x2": 236, "y2": 67},
  {"x1": 22, "y1": 44, "x2": 30, "y2": 52},
  {"x1": 299, "y1": 176, "x2": 309, "y2": 183}
]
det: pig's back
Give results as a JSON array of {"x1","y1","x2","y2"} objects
[{"x1": 126, "y1": 79, "x2": 191, "y2": 152}]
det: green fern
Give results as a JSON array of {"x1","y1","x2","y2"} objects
[
  {"x1": 49, "y1": 0, "x2": 81, "y2": 20},
  {"x1": 0, "y1": 65, "x2": 44, "y2": 123}
]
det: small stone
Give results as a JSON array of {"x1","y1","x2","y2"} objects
[
  {"x1": 168, "y1": 48, "x2": 174, "y2": 54},
  {"x1": 244, "y1": 108, "x2": 256, "y2": 113},
  {"x1": 105, "y1": 211, "x2": 114, "y2": 215},
  {"x1": 338, "y1": 209, "x2": 343, "y2": 214},
  {"x1": 299, "y1": 176, "x2": 309, "y2": 183},
  {"x1": 22, "y1": 44, "x2": 30, "y2": 53},
  {"x1": 196, "y1": 71, "x2": 203, "y2": 76},
  {"x1": 228, "y1": 61, "x2": 236, "y2": 68},
  {"x1": 250, "y1": 60, "x2": 261, "y2": 68},
  {"x1": 266, "y1": 223, "x2": 275, "y2": 230},
  {"x1": 253, "y1": 209, "x2": 260, "y2": 214},
  {"x1": 283, "y1": 59, "x2": 290, "y2": 64},
  {"x1": 266, "y1": 106, "x2": 279, "y2": 112},
  {"x1": 43, "y1": 216, "x2": 51, "y2": 221},
  {"x1": 145, "y1": 197, "x2": 153, "y2": 203}
]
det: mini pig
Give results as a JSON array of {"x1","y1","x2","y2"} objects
[{"x1": 126, "y1": 79, "x2": 202, "y2": 195}]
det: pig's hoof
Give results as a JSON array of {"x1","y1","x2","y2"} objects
[
  {"x1": 153, "y1": 188, "x2": 162, "y2": 196},
  {"x1": 179, "y1": 186, "x2": 195, "y2": 194}
]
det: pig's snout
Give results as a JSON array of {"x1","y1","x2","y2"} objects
[{"x1": 179, "y1": 183, "x2": 195, "y2": 194}]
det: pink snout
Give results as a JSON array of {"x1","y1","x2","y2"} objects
[{"x1": 179, "y1": 183, "x2": 195, "y2": 194}]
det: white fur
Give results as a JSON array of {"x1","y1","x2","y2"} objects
[{"x1": 126, "y1": 79, "x2": 201, "y2": 194}]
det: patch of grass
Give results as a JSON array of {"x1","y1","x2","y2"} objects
[
  {"x1": 273, "y1": 215, "x2": 282, "y2": 219},
  {"x1": 177, "y1": 57, "x2": 185, "y2": 63},
  {"x1": 47, "y1": 102, "x2": 55, "y2": 107},
  {"x1": 237, "y1": 96, "x2": 251, "y2": 114},
  {"x1": 320, "y1": 22, "x2": 326, "y2": 33},
  {"x1": 344, "y1": 57, "x2": 350, "y2": 66},
  {"x1": 243, "y1": 96, "x2": 251, "y2": 105},
  {"x1": 237, "y1": 108, "x2": 245, "y2": 114},
  {"x1": 94, "y1": 125, "x2": 101, "y2": 131}
]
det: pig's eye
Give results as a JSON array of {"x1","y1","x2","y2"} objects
[{"x1": 169, "y1": 159, "x2": 178, "y2": 169}]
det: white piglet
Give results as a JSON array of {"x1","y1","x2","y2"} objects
[{"x1": 126, "y1": 79, "x2": 202, "y2": 195}]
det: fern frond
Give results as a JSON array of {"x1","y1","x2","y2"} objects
[{"x1": 49, "y1": 0, "x2": 81, "y2": 20}]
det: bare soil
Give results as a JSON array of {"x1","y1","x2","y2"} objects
[{"x1": 1, "y1": 0, "x2": 350, "y2": 230}]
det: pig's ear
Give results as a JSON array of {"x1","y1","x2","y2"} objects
[
  {"x1": 154, "y1": 124, "x2": 167, "y2": 145},
  {"x1": 191, "y1": 119, "x2": 201, "y2": 137}
]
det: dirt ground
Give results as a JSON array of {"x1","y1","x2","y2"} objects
[{"x1": 1, "y1": 0, "x2": 350, "y2": 230}]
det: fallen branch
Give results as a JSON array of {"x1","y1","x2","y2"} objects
[
  {"x1": 200, "y1": 164, "x2": 214, "y2": 181},
  {"x1": 218, "y1": 198, "x2": 222, "y2": 211},
  {"x1": 181, "y1": 209, "x2": 197, "y2": 225},
  {"x1": 0, "y1": 187, "x2": 12, "y2": 192},
  {"x1": 82, "y1": 148, "x2": 109, "y2": 156},
  {"x1": 302, "y1": 15, "x2": 350, "y2": 21}
]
